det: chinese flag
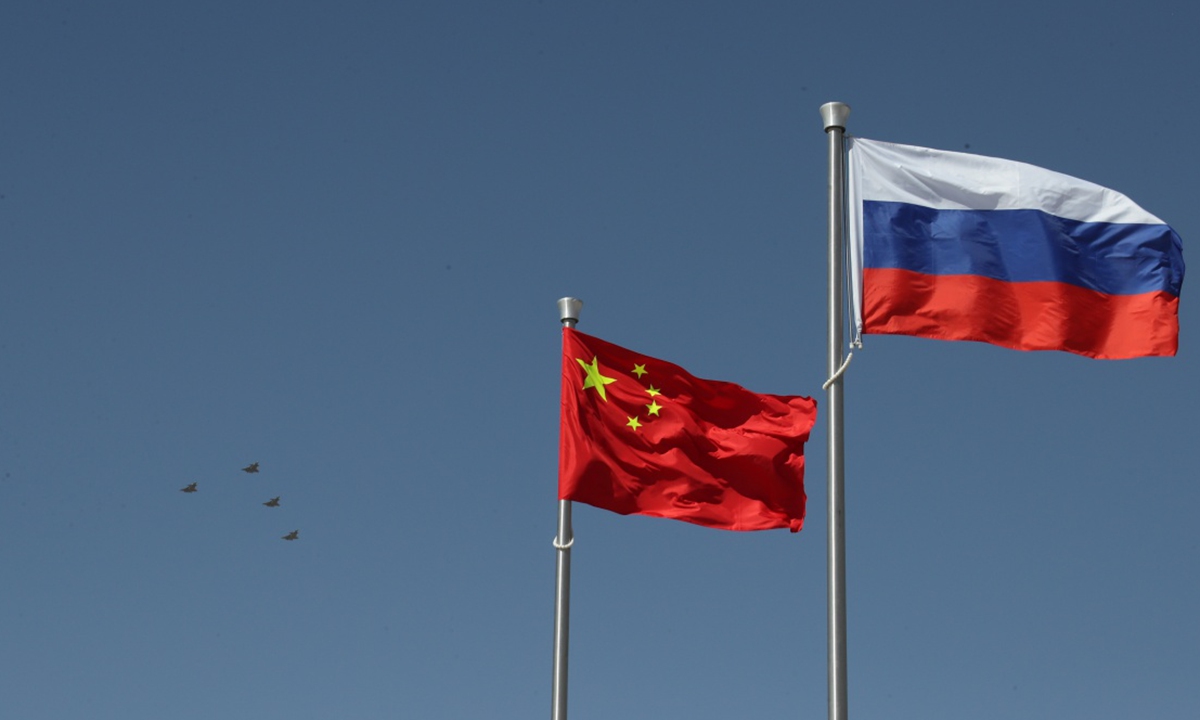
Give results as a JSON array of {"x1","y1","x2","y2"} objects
[{"x1": 559, "y1": 328, "x2": 816, "y2": 532}]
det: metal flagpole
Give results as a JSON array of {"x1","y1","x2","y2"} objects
[
  {"x1": 552, "y1": 296, "x2": 582, "y2": 720},
  {"x1": 820, "y1": 102, "x2": 850, "y2": 720}
]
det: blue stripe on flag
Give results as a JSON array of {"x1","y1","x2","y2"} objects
[{"x1": 862, "y1": 201, "x2": 1184, "y2": 297}]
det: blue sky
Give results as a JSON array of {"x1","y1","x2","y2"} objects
[{"x1": 1, "y1": 1, "x2": 1196, "y2": 718}]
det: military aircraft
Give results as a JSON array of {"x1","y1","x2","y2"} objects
[
  {"x1": 180, "y1": 482, "x2": 198, "y2": 493},
  {"x1": 263, "y1": 497, "x2": 280, "y2": 507},
  {"x1": 282, "y1": 530, "x2": 299, "y2": 541},
  {"x1": 242, "y1": 462, "x2": 259, "y2": 473}
]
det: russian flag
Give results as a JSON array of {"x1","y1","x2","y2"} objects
[{"x1": 847, "y1": 138, "x2": 1184, "y2": 359}]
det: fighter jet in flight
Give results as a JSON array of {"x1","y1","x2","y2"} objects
[
  {"x1": 180, "y1": 483, "x2": 198, "y2": 493},
  {"x1": 242, "y1": 462, "x2": 259, "y2": 474},
  {"x1": 282, "y1": 530, "x2": 299, "y2": 541},
  {"x1": 263, "y1": 497, "x2": 280, "y2": 507}
]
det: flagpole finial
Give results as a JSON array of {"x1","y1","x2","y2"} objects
[
  {"x1": 820, "y1": 102, "x2": 851, "y2": 132},
  {"x1": 558, "y1": 297, "x2": 583, "y2": 326}
]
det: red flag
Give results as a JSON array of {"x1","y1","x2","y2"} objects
[{"x1": 559, "y1": 328, "x2": 816, "y2": 532}]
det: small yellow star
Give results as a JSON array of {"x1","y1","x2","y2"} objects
[
  {"x1": 645, "y1": 400, "x2": 662, "y2": 416},
  {"x1": 626, "y1": 416, "x2": 642, "y2": 431},
  {"x1": 577, "y1": 356, "x2": 618, "y2": 401},
  {"x1": 632, "y1": 363, "x2": 647, "y2": 378},
  {"x1": 645, "y1": 385, "x2": 662, "y2": 397}
]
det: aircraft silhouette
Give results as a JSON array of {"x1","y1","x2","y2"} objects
[
  {"x1": 263, "y1": 497, "x2": 280, "y2": 507},
  {"x1": 282, "y1": 530, "x2": 299, "y2": 541},
  {"x1": 180, "y1": 483, "x2": 198, "y2": 493},
  {"x1": 242, "y1": 462, "x2": 259, "y2": 473}
]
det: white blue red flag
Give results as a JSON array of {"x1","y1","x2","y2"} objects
[{"x1": 847, "y1": 138, "x2": 1184, "y2": 359}]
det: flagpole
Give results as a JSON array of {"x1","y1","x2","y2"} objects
[
  {"x1": 552, "y1": 296, "x2": 583, "y2": 720},
  {"x1": 820, "y1": 101, "x2": 850, "y2": 720}
]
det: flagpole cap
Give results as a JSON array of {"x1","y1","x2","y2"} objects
[
  {"x1": 558, "y1": 297, "x2": 583, "y2": 325},
  {"x1": 820, "y1": 102, "x2": 850, "y2": 132}
]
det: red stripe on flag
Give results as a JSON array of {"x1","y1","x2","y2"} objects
[{"x1": 863, "y1": 268, "x2": 1180, "y2": 359}]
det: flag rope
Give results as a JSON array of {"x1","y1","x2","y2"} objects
[{"x1": 822, "y1": 352, "x2": 853, "y2": 391}]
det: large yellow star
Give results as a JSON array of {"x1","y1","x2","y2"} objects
[{"x1": 576, "y1": 356, "x2": 618, "y2": 401}]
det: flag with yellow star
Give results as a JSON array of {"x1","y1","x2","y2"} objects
[{"x1": 559, "y1": 328, "x2": 816, "y2": 532}]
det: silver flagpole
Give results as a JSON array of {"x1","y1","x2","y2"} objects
[
  {"x1": 552, "y1": 296, "x2": 583, "y2": 720},
  {"x1": 820, "y1": 102, "x2": 850, "y2": 720}
]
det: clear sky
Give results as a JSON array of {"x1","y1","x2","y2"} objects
[{"x1": 1, "y1": 1, "x2": 1196, "y2": 719}]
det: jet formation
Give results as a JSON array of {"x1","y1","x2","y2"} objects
[{"x1": 180, "y1": 464, "x2": 296, "y2": 540}]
